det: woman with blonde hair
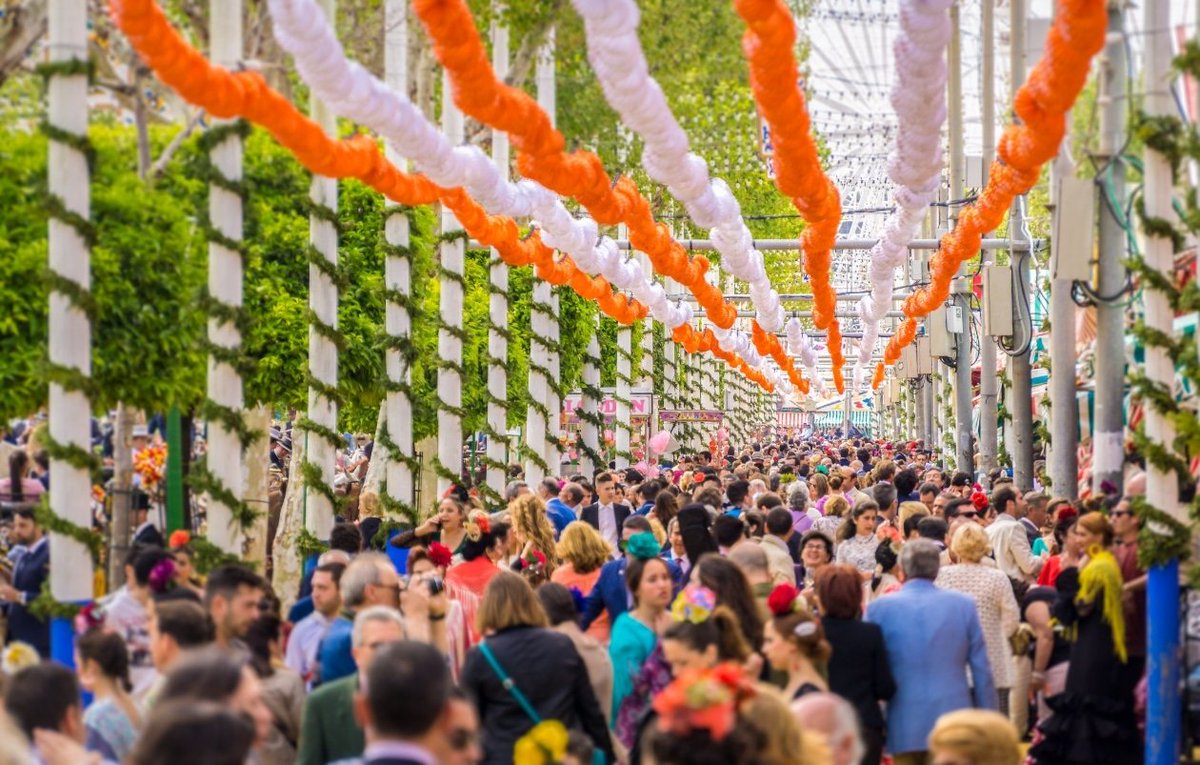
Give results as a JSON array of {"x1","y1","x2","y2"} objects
[
  {"x1": 928, "y1": 709, "x2": 1021, "y2": 765},
  {"x1": 743, "y1": 684, "x2": 832, "y2": 765},
  {"x1": 935, "y1": 523, "x2": 1019, "y2": 713},
  {"x1": 551, "y1": 521, "x2": 614, "y2": 641},
  {"x1": 811, "y1": 494, "x2": 848, "y2": 547},
  {"x1": 507, "y1": 493, "x2": 558, "y2": 584}
]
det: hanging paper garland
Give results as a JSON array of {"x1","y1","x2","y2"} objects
[
  {"x1": 108, "y1": 0, "x2": 648, "y2": 328},
  {"x1": 267, "y1": 0, "x2": 692, "y2": 331},
  {"x1": 410, "y1": 0, "x2": 739, "y2": 332},
  {"x1": 881, "y1": 0, "x2": 1108, "y2": 367},
  {"x1": 570, "y1": 0, "x2": 786, "y2": 333},
  {"x1": 731, "y1": 0, "x2": 846, "y2": 391},
  {"x1": 853, "y1": 0, "x2": 953, "y2": 392}
]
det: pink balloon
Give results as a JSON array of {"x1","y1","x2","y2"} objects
[{"x1": 649, "y1": 430, "x2": 672, "y2": 455}]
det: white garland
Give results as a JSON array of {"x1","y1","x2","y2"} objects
[
  {"x1": 851, "y1": 0, "x2": 953, "y2": 391},
  {"x1": 267, "y1": 0, "x2": 693, "y2": 330},
  {"x1": 786, "y1": 317, "x2": 825, "y2": 398},
  {"x1": 570, "y1": 0, "x2": 785, "y2": 333}
]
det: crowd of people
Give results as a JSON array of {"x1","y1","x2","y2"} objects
[{"x1": 0, "y1": 425, "x2": 1151, "y2": 765}]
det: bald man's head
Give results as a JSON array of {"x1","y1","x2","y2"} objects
[{"x1": 791, "y1": 693, "x2": 863, "y2": 765}]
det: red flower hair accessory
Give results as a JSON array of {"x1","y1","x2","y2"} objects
[
  {"x1": 168, "y1": 530, "x2": 191, "y2": 549},
  {"x1": 970, "y1": 488, "x2": 990, "y2": 512},
  {"x1": 766, "y1": 583, "x2": 802, "y2": 617},
  {"x1": 652, "y1": 663, "x2": 754, "y2": 742},
  {"x1": 476, "y1": 514, "x2": 491, "y2": 535},
  {"x1": 427, "y1": 542, "x2": 453, "y2": 569}
]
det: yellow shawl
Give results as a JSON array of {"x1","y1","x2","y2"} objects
[{"x1": 1076, "y1": 546, "x2": 1127, "y2": 663}]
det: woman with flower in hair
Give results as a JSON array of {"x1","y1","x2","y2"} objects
[
  {"x1": 643, "y1": 664, "x2": 760, "y2": 765},
  {"x1": 389, "y1": 496, "x2": 471, "y2": 563},
  {"x1": 104, "y1": 547, "x2": 177, "y2": 699},
  {"x1": 762, "y1": 583, "x2": 831, "y2": 700},
  {"x1": 660, "y1": 585, "x2": 752, "y2": 676},
  {"x1": 552, "y1": 521, "x2": 614, "y2": 642},
  {"x1": 509, "y1": 494, "x2": 559, "y2": 583},
  {"x1": 445, "y1": 511, "x2": 509, "y2": 603},
  {"x1": 608, "y1": 532, "x2": 674, "y2": 746},
  {"x1": 409, "y1": 543, "x2": 473, "y2": 676}
]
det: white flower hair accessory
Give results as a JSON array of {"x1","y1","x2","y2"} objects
[{"x1": 793, "y1": 621, "x2": 819, "y2": 639}]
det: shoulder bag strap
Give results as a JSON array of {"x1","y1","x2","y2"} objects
[{"x1": 478, "y1": 640, "x2": 542, "y2": 725}]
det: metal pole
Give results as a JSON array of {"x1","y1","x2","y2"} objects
[
  {"x1": 1143, "y1": 2, "x2": 1182, "y2": 762},
  {"x1": 1008, "y1": 0, "x2": 1034, "y2": 491},
  {"x1": 949, "y1": 2, "x2": 973, "y2": 474},
  {"x1": 978, "y1": 0, "x2": 999, "y2": 477},
  {"x1": 1048, "y1": 152, "x2": 1079, "y2": 497},
  {"x1": 1092, "y1": 3, "x2": 1128, "y2": 496}
]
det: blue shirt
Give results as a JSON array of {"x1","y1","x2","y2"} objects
[
  {"x1": 544, "y1": 498, "x2": 577, "y2": 537},
  {"x1": 317, "y1": 616, "x2": 355, "y2": 685},
  {"x1": 635, "y1": 502, "x2": 654, "y2": 516}
]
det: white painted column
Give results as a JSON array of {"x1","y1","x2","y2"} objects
[
  {"x1": 615, "y1": 321, "x2": 633, "y2": 470},
  {"x1": 303, "y1": 0, "x2": 339, "y2": 537},
  {"x1": 579, "y1": 313, "x2": 603, "y2": 476},
  {"x1": 205, "y1": 0, "x2": 245, "y2": 553},
  {"x1": 383, "y1": 0, "x2": 415, "y2": 517},
  {"x1": 437, "y1": 70, "x2": 465, "y2": 498},
  {"x1": 485, "y1": 14, "x2": 510, "y2": 498},
  {"x1": 47, "y1": 0, "x2": 93, "y2": 605}
]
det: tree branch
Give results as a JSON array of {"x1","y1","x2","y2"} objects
[
  {"x1": 0, "y1": 0, "x2": 48, "y2": 88},
  {"x1": 148, "y1": 108, "x2": 203, "y2": 182}
]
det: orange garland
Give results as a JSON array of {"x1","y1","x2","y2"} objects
[
  {"x1": 111, "y1": 0, "x2": 775, "y2": 391},
  {"x1": 732, "y1": 0, "x2": 845, "y2": 393},
  {"x1": 108, "y1": 0, "x2": 648, "y2": 326},
  {"x1": 412, "y1": 0, "x2": 808, "y2": 394},
  {"x1": 875, "y1": 0, "x2": 1106, "y2": 386}
]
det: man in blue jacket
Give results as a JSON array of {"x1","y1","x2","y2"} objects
[
  {"x1": 581, "y1": 515, "x2": 681, "y2": 631},
  {"x1": 544, "y1": 480, "x2": 582, "y2": 537},
  {"x1": 0, "y1": 506, "x2": 49, "y2": 657},
  {"x1": 866, "y1": 539, "x2": 997, "y2": 764}
]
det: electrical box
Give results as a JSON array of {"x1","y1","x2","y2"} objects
[
  {"x1": 928, "y1": 306, "x2": 954, "y2": 358},
  {"x1": 916, "y1": 335, "x2": 934, "y2": 376},
  {"x1": 946, "y1": 305, "x2": 964, "y2": 334},
  {"x1": 1051, "y1": 175, "x2": 1095, "y2": 282},
  {"x1": 965, "y1": 155, "x2": 985, "y2": 188},
  {"x1": 982, "y1": 265, "x2": 1014, "y2": 337},
  {"x1": 899, "y1": 345, "x2": 916, "y2": 379}
]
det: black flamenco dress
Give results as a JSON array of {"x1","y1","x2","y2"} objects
[{"x1": 1028, "y1": 559, "x2": 1141, "y2": 765}]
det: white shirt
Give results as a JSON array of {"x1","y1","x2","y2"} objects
[
  {"x1": 598, "y1": 504, "x2": 619, "y2": 551},
  {"x1": 104, "y1": 589, "x2": 158, "y2": 699},
  {"x1": 285, "y1": 610, "x2": 334, "y2": 689},
  {"x1": 986, "y1": 513, "x2": 1045, "y2": 582}
]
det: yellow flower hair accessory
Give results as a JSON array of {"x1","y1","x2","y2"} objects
[
  {"x1": 513, "y1": 720, "x2": 568, "y2": 765},
  {"x1": 671, "y1": 584, "x2": 717, "y2": 624},
  {"x1": 2, "y1": 642, "x2": 39, "y2": 675}
]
